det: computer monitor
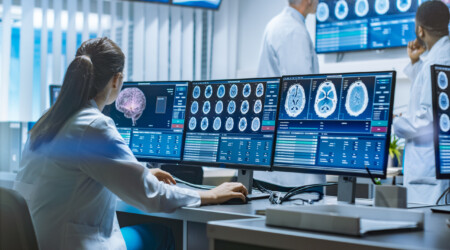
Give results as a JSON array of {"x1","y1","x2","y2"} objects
[
  {"x1": 182, "y1": 78, "x2": 281, "y2": 170},
  {"x1": 49, "y1": 85, "x2": 61, "y2": 106},
  {"x1": 272, "y1": 71, "x2": 396, "y2": 179},
  {"x1": 315, "y1": 0, "x2": 418, "y2": 53},
  {"x1": 103, "y1": 81, "x2": 189, "y2": 162},
  {"x1": 432, "y1": 64, "x2": 450, "y2": 179}
]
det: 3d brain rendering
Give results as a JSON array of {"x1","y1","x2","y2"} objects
[{"x1": 115, "y1": 87, "x2": 146, "y2": 126}]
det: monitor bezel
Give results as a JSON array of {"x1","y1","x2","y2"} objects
[
  {"x1": 271, "y1": 70, "x2": 397, "y2": 179},
  {"x1": 109, "y1": 81, "x2": 190, "y2": 164},
  {"x1": 431, "y1": 64, "x2": 450, "y2": 180},
  {"x1": 180, "y1": 77, "x2": 282, "y2": 171},
  {"x1": 49, "y1": 84, "x2": 62, "y2": 106}
]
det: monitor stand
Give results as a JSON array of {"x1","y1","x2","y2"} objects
[
  {"x1": 236, "y1": 169, "x2": 253, "y2": 194},
  {"x1": 337, "y1": 176, "x2": 356, "y2": 204}
]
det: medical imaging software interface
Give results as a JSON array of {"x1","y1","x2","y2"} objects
[
  {"x1": 433, "y1": 65, "x2": 450, "y2": 177},
  {"x1": 315, "y1": 0, "x2": 420, "y2": 53},
  {"x1": 183, "y1": 78, "x2": 280, "y2": 167},
  {"x1": 104, "y1": 82, "x2": 188, "y2": 161},
  {"x1": 274, "y1": 72, "x2": 394, "y2": 176},
  {"x1": 50, "y1": 86, "x2": 61, "y2": 106}
]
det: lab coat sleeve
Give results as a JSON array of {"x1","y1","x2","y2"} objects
[
  {"x1": 403, "y1": 60, "x2": 423, "y2": 82},
  {"x1": 276, "y1": 29, "x2": 314, "y2": 76},
  {"x1": 78, "y1": 117, "x2": 201, "y2": 213},
  {"x1": 393, "y1": 67, "x2": 433, "y2": 140}
]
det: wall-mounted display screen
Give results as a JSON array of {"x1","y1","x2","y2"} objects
[{"x1": 172, "y1": 0, "x2": 222, "y2": 10}]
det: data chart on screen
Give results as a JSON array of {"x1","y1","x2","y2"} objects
[
  {"x1": 104, "y1": 81, "x2": 188, "y2": 161},
  {"x1": 273, "y1": 71, "x2": 395, "y2": 177},
  {"x1": 182, "y1": 78, "x2": 280, "y2": 168},
  {"x1": 432, "y1": 65, "x2": 450, "y2": 179}
]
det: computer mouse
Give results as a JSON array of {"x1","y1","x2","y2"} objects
[{"x1": 222, "y1": 196, "x2": 249, "y2": 205}]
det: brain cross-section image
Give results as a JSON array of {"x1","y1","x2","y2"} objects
[
  {"x1": 345, "y1": 80, "x2": 369, "y2": 117},
  {"x1": 285, "y1": 84, "x2": 306, "y2": 118},
  {"x1": 314, "y1": 80, "x2": 338, "y2": 118},
  {"x1": 115, "y1": 87, "x2": 147, "y2": 126}
]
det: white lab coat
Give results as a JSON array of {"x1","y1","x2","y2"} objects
[
  {"x1": 393, "y1": 36, "x2": 450, "y2": 205},
  {"x1": 255, "y1": 6, "x2": 324, "y2": 186},
  {"x1": 14, "y1": 100, "x2": 200, "y2": 250}
]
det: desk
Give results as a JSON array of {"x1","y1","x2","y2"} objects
[{"x1": 207, "y1": 206, "x2": 450, "y2": 250}]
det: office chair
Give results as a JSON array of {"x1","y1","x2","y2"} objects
[{"x1": 0, "y1": 187, "x2": 39, "y2": 250}]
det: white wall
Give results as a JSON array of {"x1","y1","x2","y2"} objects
[{"x1": 233, "y1": 0, "x2": 412, "y2": 113}]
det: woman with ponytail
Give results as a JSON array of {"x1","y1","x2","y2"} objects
[{"x1": 14, "y1": 38, "x2": 247, "y2": 249}]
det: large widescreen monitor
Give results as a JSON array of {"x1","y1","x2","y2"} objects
[
  {"x1": 272, "y1": 71, "x2": 396, "y2": 178},
  {"x1": 49, "y1": 85, "x2": 61, "y2": 106},
  {"x1": 172, "y1": 0, "x2": 222, "y2": 10},
  {"x1": 182, "y1": 78, "x2": 281, "y2": 170},
  {"x1": 104, "y1": 81, "x2": 189, "y2": 162},
  {"x1": 315, "y1": 0, "x2": 418, "y2": 53},
  {"x1": 432, "y1": 64, "x2": 450, "y2": 179}
]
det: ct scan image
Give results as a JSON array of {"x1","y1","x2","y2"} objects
[
  {"x1": 314, "y1": 80, "x2": 338, "y2": 118},
  {"x1": 345, "y1": 80, "x2": 369, "y2": 117},
  {"x1": 285, "y1": 84, "x2": 306, "y2": 118}
]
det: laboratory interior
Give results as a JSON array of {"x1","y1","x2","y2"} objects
[{"x1": 0, "y1": 0, "x2": 450, "y2": 249}]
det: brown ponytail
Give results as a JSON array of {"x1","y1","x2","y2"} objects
[{"x1": 29, "y1": 37, "x2": 125, "y2": 151}]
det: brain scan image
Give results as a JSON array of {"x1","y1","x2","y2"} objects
[
  {"x1": 439, "y1": 92, "x2": 449, "y2": 111},
  {"x1": 243, "y1": 84, "x2": 251, "y2": 98},
  {"x1": 191, "y1": 101, "x2": 199, "y2": 115},
  {"x1": 345, "y1": 80, "x2": 369, "y2": 117},
  {"x1": 228, "y1": 101, "x2": 236, "y2": 114},
  {"x1": 335, "y1": 0, "x2": 349, "y2": 20},
  {"x1": 440, "y1": 114, "x2": 450, "y2": 132},
  {"x1": 201, "y1": 117, "x2": 209, "y2": 131},
  {"x1": 230, "y1": 84, "x2": 238, "y2": 98},
  {"x1": 213, "y1": 117, "x2": 221, "y2": 131},
  {"x1": 256, "y1": 83, "x2": 264, "y2": 97},
  {"x1": 215, "y1": 100, "x2": 224, "y2": 114},
  {"x1": 396, "y1": 0, "x2": 411, "y2": 12},
  {"x1": 225, "y1": 117, "x2": 234, "y2": 131},
  {"x1": 241, "y1": 100, "x2": 250, "y2": 115},
  {"x1": 254, "y1": 100, "x2": 263, "y2": 114},
  {"x1": 284, "y1": 84, "x2": 306, "y2": 118},
  {"x1": 115, "y1": 87, "x2": 146, "y2": 126},
  {"x1": 251, "y1": 117, "x2": 261, "y2": 132},
  {"x1": 239, "y1": 117, "x2": 248, "y2": 132},
  {"x1": 438, "y1": 72, "x2": 448, "y2": 90},
  {"x1": 217, "y1": 85, "x2": 226, "y2": 98},
  {"x1": 205, "y1": 85, "x2": 213, "y2": 98},
  {"x1": 193, "y1": 86, "x2": 201, "y2": 99},
  {"x1": 188, "y1": 117, "x2": 197, "y2": 130},
  {"x1": 355, "y1": 0, "x2": 369, "y2": 17},
  {"x1": 316, "y1": 2, "x2": 329, "y2": 22},
  {"x1": 203, "y1": 101, "x2": 211, "y2": 115},
  {"x1": 375, "y1": 0, "x2": 389, "y2": 15},
  {"x1": 314, "y1": 80, "x2": 338, "y2": 118}
]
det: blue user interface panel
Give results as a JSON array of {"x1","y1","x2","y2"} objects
[
  {"x1": 104, "y1": 81, "x2": 188, "y2": 161},
  {"x1": 172, "y1": 0, "x2": 222, "y2": 10},
  {"x1": 315, "y1": 0, "x2": 419, "y2": 53},
  {"x1": 50, "y1": 85, "x2": 61, "y2": 106},
  {"x1": 432, "y1": 65, "x2": 450, "y2": 179},
  {"x1": 183, "y1": 78, "x2": 281, "y2": 169},
  {"x1": 273, "y1": 71, "x2": 395, "y2": 177}
]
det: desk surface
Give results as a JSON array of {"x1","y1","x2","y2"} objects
[{"x1": 207, "y1": 206, "x2": 450, "y2": 250}]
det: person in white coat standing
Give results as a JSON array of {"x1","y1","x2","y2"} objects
[
  {"x1": 393, "y1": 1, "x2": 450, "y2": 205},
  {"x1": 255, "y1": 0, "x2": 325, "y2": 186},
  {"x1": 14, "y1": 37, "x2": 248, "y2": 249}
]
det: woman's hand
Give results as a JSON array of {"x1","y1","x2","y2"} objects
[
  {"x1": 198, "y1": 182, "x2": 248, "y2": 205},
  {"x1": 150, "y1": 168, "x2": 176, "y2": 185}
]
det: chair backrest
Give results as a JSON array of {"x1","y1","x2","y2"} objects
[{"x1": 0, "y1": 187, "x2": 39, "y2": 250}]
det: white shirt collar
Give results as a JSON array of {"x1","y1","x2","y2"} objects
[
  {"x1": 89, "y1": 99, "x2": 99, "y2": 109},
  {"x1": 424, "y1": 36, "x2": 450, "y2": 62},
  {"x1": 284, "y1": 6, "x2": 306, "y2": 24}
]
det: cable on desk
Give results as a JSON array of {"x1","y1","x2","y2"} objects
[
  {"x1": 436, "y1": 187, "x2": 450, "y2": 205},
  {"x1": 173, "y1": 177, "x2": 215, "y2": 190},
  {"x1": 268, "y1": 183, "x2": 338, "y2": 205}
]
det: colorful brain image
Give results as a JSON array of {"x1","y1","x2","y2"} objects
[
  {"x1": 314, "y1": 80, "x2": 338, "y2": 118},
  {"x1": 115, "y1": 87, "x2": 146, "y2": 126},
  {"x1": 345, "y1": 80, "x2": 369, "y2": 117}
]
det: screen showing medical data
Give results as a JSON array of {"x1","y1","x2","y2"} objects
[
  {"x1": 432, "y1": 65, "x2": 450, "y2": 179},
  {"x1": 104, "y1": 82, "x2": 188, "y2": 161},
  {"x1": 50, "y1": 85, "x2": 61, "y2": 106},
  {"x1": 315, "y1": 0, "x2": 419, "y2": 53},
  {"x1": 273, "y1": 71, "x2": 395, "y2": 177},
  {"x1": 183, "y1": 78, "x2": 280, "y2": 168},
  {"x1": 172, "y1": 0, "x2": 222, "y2": 9}
]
